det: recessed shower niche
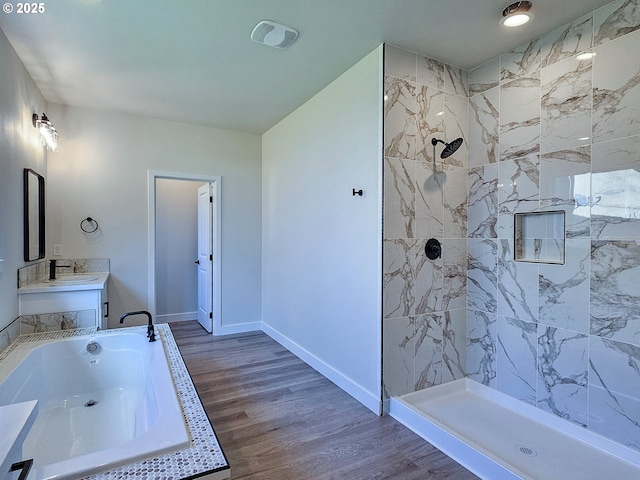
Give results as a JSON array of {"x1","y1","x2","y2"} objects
[{"x1": 514, "y1": 211, "x2": 565, "y2": 264}]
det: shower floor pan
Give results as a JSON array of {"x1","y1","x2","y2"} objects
[{"x1": 389, "y1": 378, "x2": 640, "y2": 480}]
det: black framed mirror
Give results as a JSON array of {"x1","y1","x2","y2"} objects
[{"x1": 24, "y1": 168, "x2": 45, "y2": 262}]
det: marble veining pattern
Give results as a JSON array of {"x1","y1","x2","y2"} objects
[
  {"x1": 539, "y1": 239, "x2": 590, "y2": 333},
  {"x1": 590, "y1": 240, "x2": 640, "y2": 346},
  {"x1": 384, "y1": 75, "x2": 416, "y2": 160},
  {"x1": 442, "y1": 309, "x2": 466, "y2": 383},
  {"x1": 541, "y1": 55, "x2": 592, "y2": 154},
  {"x1": 19, "y1": 310, "x2": 96, "y2": 334},
  {"x1": 383, "y1": 239, "x2": 415, "y2": 319},
  {"x1": 469, "y1": 58, "x2": 499, "y2": 97},
  {"x1": 594, "y1": 0, "x2": 640, "y2": 46},
  {"x1": 500, "y1": 40, "x2": 541, "y2": 83},
  {"x1": 384, "y1": 10, "x2": 640, "y2": 450},
  {"x1": 591, "y1": 134, "x2": 640, "y2": 240},
  {"x1": 592, "y1": 28, "x2": 640, "y2": 143},
  {"x1": 414, "y1": 313, "x2": 443, "y2": 390},
  {"x1": 589, "y1": 336, "x2": 640, "y2": 449},
  {"x1": 415, "y1": 160, "x2": 444, "y2": 239},
  {"x1": 444, "y1": 64, "x2": 469, "y2": 97},
  {"x1": 442, "y1": 239, "x2": 467, "y2": 312},
  {"x1": 442, "y1": 164, "x2": 468, "y2": 239},
  {"x1": 466, "y1": 310, "x2": 497, "y2": 387},
  {"x1": 537, "y1": 326, "x2": 588, "y2": 426},
  {"x1": 500, "y1": 75, "x2": 541, "y2": 161},
  {"x1": 385, "y1": 44, "x2": 417, "y2": 81},
  {"x1": 416, "y1": 85, "x2": 445, "y2": 163},
  {"x1": 0, "y1": 319, "x2": 20, "y2": 356},
  {"x1": 497, "y1": 315, "x2": 538, "y2": 405},
  {"x1": 468, "y1": 164, "x2": 497, "y2": 238},
  {"x1": 539, "y1": 147, "x2": 591, "y2": 238},
  {"x1": 540, "y1": 13, "x2": 594, "y2": 67},
  {"x1": 17, "y1": 261, "x2": 47, "y2": 288},
  {"x1": 414, "y1": 239, "x2": 443, "y2": 315},
  {"x1": 18, "y1": 258, "x2": 110, "y2": 288},
  {"x1": 498, "y1": 239, "x2": 539, "y2": 323},
  {"x1": 417, "y1": 54, "x2": 445, "y2": 90},
  {"x1": 469, "y1": 87, "x2": 499, "y2": 167},
  {"x1": 383, "y1": 316, "x2": 414, "y2": 397},
  {"x1": 498, "y1": 155, "x2": 540, "y2": 239},
  {"x1": 443, "y1": 93, "x2": 469, "y2": 167},
  {"x1": 384, "y1": 156, "x2": 415, "y2": 239},
  {"x1": 467, "y1": 239, "x2": 498, "y2": 314}
]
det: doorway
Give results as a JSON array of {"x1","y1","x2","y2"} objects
[{"x1": 148, "y1": 171, "x2": 222, "y2": 333}]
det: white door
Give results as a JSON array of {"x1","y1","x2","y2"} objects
[{"x1": 197, "y1": 183, "x2": 213, "y2": 333}]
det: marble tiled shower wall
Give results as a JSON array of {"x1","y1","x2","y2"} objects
[
  {"x1": 383, "y1": 45, "x2": 470, "y2": 397},
  {"x1": 383, "y1": 0, "x2": 640, "y2": 451}
]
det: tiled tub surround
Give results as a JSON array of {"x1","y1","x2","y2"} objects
[
  {"x1": 383, "y1": 0, "x2": 640, "y2": 454},
  {"x1": 0, "y1": 324, "x2": 230, "y2": 479},
  {"x1": 0, "y1": 321, "x2": 20, "y2": 356},
  {"x1": 1, "y1": 310, "x2": 97, "y2": 354}
]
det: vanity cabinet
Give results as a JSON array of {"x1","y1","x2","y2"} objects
[{"x1": 18, "y1": 273, "x2": 109, "y2": 330}]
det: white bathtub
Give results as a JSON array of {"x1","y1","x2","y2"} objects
[{"x1": 0, "y1": 328, "x2": 190, "y2": 480}]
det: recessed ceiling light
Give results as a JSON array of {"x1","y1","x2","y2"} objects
[{"x1": 500, "y1": 1, "x2": 534, "y2": 27}]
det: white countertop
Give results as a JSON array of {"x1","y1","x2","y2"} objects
[
  {"x1": 18, "y1": 272, "x2": 109, "y2": 295},
  {"x1": 0, "y1": 400, "x2": 38, "y2": 478}
]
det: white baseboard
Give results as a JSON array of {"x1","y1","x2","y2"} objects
[
  {"x1": 215, "y1": 321, "x2": 261, "y2": 336},
  {"x1": 155, "y1": 312, "x2": 197, "y2": 324},
  {"x1": 261, "y1": 322, "x2": 382, "y2": 415}
]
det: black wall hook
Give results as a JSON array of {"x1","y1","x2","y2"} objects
[{"x1": 352, "y1": 188, "x2": 363, "y2": 196}]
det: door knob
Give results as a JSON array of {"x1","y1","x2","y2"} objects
[{"x1": 195, "y1": 260, "x2": 200, "y2": 264}]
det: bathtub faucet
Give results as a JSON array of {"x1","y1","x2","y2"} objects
[{"x1": 119, "y1": 310, "x2": 156, "y2": 342}]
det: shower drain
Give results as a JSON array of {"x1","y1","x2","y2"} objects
[{"x1": 515, "y1": 445, "x2": 537, "y2": 457}]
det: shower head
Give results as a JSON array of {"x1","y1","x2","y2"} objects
[{"x1": 431, "y1": 137, "x2": 464, "y2": 159}]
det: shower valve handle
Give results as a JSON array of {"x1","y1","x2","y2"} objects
[{"x1": 425, "y1": 238, "x2": 442, "y2": 260}]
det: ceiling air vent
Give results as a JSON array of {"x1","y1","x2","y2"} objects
[{"x1": 251, "y1": 20, "x2": 299, "y2": 49}]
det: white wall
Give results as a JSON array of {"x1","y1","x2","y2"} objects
[
  {"x1": 155, "y1": 178, "x2": 201, "y2": 322},
  {"x1": 261, "y1": 46, "x2": 384, "y2": 413},
  {"x1": 46, "y1": 104, "x2": 262, "y2": 330},
  {"x1": 0, "y1": 29, "x2": 47, "y2": 332}
]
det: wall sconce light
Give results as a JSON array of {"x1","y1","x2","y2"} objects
[
  {"x1": 32, "y1": 113, "x2": 59, "y2": 151},
  {"x1": 500, "y1": 1, "x2": 534, "y2": 27}
]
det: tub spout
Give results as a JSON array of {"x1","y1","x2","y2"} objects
[{"x1": 119, "y1": 310, "x2": 156, "y2": 342}]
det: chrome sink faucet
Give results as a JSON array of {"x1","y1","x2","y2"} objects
[{"x1": 49, "y1": 259, "x2": 71, "y2": 280}]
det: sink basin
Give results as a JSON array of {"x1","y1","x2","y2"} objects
[{"x1": 44, "y1": 275, "x2": 98, "y2": 283}]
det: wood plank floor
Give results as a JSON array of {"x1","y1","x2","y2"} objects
[{"x1": 170, "y1": 321, "x2": 479, "y2": 480}]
